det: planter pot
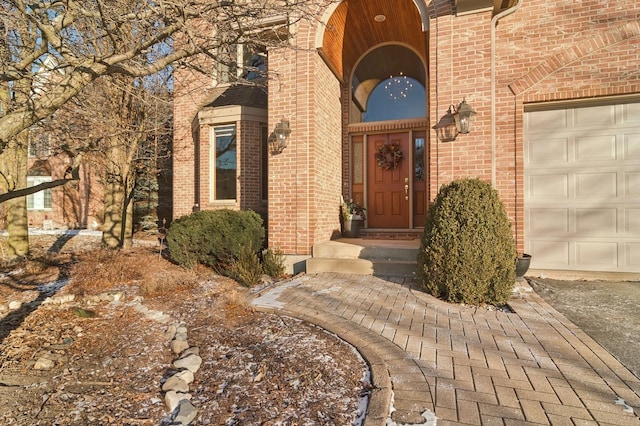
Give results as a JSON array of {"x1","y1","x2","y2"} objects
[
  {"x1": 515, "y1": 254, "x2": 532, "y2": 278},
  {"x1": 342, "y1": 219, "x2": 363, "y2": 238}
]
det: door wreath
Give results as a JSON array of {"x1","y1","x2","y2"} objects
[{"x1": 375, "y1": 143, "x2": 403, "y2": 170}]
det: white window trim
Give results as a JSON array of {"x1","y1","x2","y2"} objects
[
  {"x1": 209, "y1": 124, "x2": 238, "y2": 204},
  {"x1": 27, "y1": 176, "x2": 53, "y2": 211}
]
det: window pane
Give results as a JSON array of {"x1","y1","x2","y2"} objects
[
  {"x1": 43, "y1": 188, "x2": 52, "y2": 209},
  {"x1": 414, "y1": 137, "x2": 425, "y2": 182},
  {"x1": 242, "y1": 48, "x2": 266, "y2": 81},
  {"x1": 363, "y1": 77, "x2": 426, "y2": 122},
  {"x1": 215, "y1": 125, "x2": 237, "y2": 200},
  {"x1": 28, "y1": 134, "x2": 51, "y2": 158},
  {"x1": 26, "y1": 176, "x2": 52, "y2": 210}
]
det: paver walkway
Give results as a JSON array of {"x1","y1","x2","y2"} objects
[{"x1": 251, "y1": 273, "x2": 640, "y2": 425}]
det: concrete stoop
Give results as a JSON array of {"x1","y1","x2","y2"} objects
[{"x1": 306, "y1": 238, "x2": 420, "y2": 277}]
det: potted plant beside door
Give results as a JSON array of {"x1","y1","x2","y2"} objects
[{"x1": 341, "y1": 198, "x2": 366, "y2": 238}]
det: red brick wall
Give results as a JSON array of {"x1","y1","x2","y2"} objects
[
  {"x1": 23, "y1": 156, "x2": 102, "y2": 230},
  {"x1": 239, "y1": 120, "x2": 267, "y2": 216},
  {"x1": 428, "y1": 2, "x2": 640, "y2": 252},
  {"x1": 312, "y1": 54, "x2": 343, "y2": 244},
  {"x1": 192, "y1": 119, "x2": 264, "y2": 214},
  {"x1": 172, "y1": 1, "x2": 640, "y2": 256},
  {"x1": 267, "y1": 19, "x2": 343, "y2": 255},
  {"x1": 173, "y1": 62, "x2": 213, "y2": 220},
  {"x1": 502, "y1": 2, "x2": 640, "y2": 252},
  {"x1": 267, "y1": 44, "x2": 312, "y2": 254}
]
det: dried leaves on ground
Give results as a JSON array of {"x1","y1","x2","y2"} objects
[{"x1": 0, "y1": 235, "x2": 367, "y2": 425}]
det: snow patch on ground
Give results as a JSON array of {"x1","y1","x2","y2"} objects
[
  {"x1": 615, "y1": 398, "x2": 635, "y2": 414},
  {"x1": 251, "y1": 277, "x2": 305, "y2": 309},
  {"x1": 386, "y1": 391, "x2": 437, "y2": 426}
]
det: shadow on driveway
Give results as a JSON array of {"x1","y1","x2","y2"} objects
[{"x1": 528, "y1": 277, "x2": 640, "y2": 379}]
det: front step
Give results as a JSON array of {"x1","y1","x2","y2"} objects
[{"x1": 306, "y1": 238, "x2": 420, "y2": 276}]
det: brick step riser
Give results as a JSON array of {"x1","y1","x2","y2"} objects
[
  {"x1": 306, "y1": 258, "x2": 417, "y2": 276},
  {"x1": 312, "y1": 245, "x2": 418, "y2": 261}
]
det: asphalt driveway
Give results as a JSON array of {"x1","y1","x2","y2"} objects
[{"x1": 528, "y1": 277, "x2": 640, "y2": 380}]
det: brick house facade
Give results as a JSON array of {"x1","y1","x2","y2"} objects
[
  {"x1": 11, "y1": 143, "x2": 103, "y2": 232},
  {"x1": 173, "y1": 0, "x2": 640, "y2": 275},
  {"x1": 26, "y1": 158, "x2": 102, "y2": 231}
]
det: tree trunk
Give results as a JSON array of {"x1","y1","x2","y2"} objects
[
  {"x1": 102, "y1": 179, "x2": 125, "y2": 248},
  {"x1": 122, "y1": 182, "x2": 134, "y2": 249},
  {"x1": 6, "y1": 196, "x2": 29, "y2": 256},
  {"x1": 0, "y1": 132, "x2": 29, "y2": 257}
]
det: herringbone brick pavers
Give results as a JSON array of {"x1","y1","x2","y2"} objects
[{"x1": 251, "y1": 274, "x2": 640, "y2": 425}]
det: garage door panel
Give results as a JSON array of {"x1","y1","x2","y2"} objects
[
  {"x1": 526, "y1": 109, "x2": 568, "y2": 132},
  {"x1": 576, "y1": 241, "x2": 618, "y2": 268},
  {"x1": 576, "y1": 208, "x2": 617, "y2": 235},
  {"x1": 529, "y1": 208, "x2": 569, "y2": 234},
  {"x1": 575, "y1": 136, "x2": 616, "y2": 161},
  {"x1": 624, "y1": 134, "x2": 640, "y2": 159},
  {"x1": 528, "y1": 137, "x2": 569, "y2": 164},
  {"x1": 525, "y1": 102, "x2": 640, "y2": 273},
  {"x1": 529, "y1": 174, "x2": 568, "y2": 199},
  {"x1": 628, "y1": 243, "x2": 640, "y2": 267},
  {"x1": 626, "y1": 208, "x2": 640, "y2": 234},
  {"x1": 623, "y1": 103, "x2": 640, "y2": 123},
  {"x1": 576, "y1": 172, "x2": 617, "y2": 197},
  {"x1": 575, "y1": 104, "x2": 616, "y2": 126},
  {"x1": 530, "y1": 240, "x2": 570, "y2": 267},
  {"x1": 626, "y1": 172, "x2": 640, "y2": 196}
]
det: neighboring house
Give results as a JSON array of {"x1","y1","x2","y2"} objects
[
  {"x1": 0, "y1": 54, "x2": 104, "y2": 232},
  {"x1": 173, "y1": 0, "x2": 640, "y2": 276},
  {"x1": 25, "y1": 131, "x2": 103, "y2": 230}
]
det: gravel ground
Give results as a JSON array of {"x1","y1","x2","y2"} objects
[{"x1": 0, "y1": 233, "x2": 369, "y2": 425}]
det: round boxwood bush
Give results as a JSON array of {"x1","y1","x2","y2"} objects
[
  {"x1": 417, "y1": 178, "x2": 516, "y2": 305},
  {"x1": 166, "y1": 209, "x2": 265, "y2": 274}
]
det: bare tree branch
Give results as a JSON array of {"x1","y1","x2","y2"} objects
[{"x1": 0, "y1": 153, "x2": 84, "y2": 204}]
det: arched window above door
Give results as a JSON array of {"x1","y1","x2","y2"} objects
[
  {"x1": 362, "y1": 76, "x2": 426, "y2": 122},
  {"x1": 350, "y1": 44, "x2": 427, "y2": 123}
]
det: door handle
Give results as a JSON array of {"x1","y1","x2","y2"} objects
[{"x1": 404, "y1": 177, "x2": 409, "y2": 200}]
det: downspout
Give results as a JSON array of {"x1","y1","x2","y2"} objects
[{"x1": 491, "y1": 0, "x2": 522, "y2": 186}]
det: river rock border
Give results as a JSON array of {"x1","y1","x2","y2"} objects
[
  {"x1": 160, "y1": 323, "x2": 201, "y2": 425},
  {"x1": 19, "y1": 291, "x2": 202, "y2": 426}
]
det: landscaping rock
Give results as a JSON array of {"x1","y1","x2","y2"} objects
[
  {"x1": 173, "y1": 354, "x2": 202, "y2": 373},
  {"x1": 173, "y1": 400, "x2": 198, "y2": 425},
  {"x1": 162, "y1": 376, "x2": 189, "y2": 392},
  {"x1": 164, "y1": 325, "x2": 177, "y2": 341},
  {"x1": 170, "y1": 339, "x2": 189, "y2": 355},
  {"x1": 33, "y1": 356, "x2": 55, "y2": 371},
  {"x1": 173, "y1": 370, "x2": 194, "y2": 385},
  {"x1": 165, "y1": 390, "x2": 192, "y2": 412}
]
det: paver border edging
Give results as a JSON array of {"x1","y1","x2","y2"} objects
[{"x1": 254, "y1": 304, "x2": 394, "y2": 426}]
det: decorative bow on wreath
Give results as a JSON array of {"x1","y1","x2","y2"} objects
[{"x1": 375, "y1": 143, "x2": 403, "y2": 170}]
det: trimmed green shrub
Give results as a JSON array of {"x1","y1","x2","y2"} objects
[
  {"x1": 166, "y1": 209, "x2": 265, "y2": 275},
  {"x1": 417, "y1": 178, "x2": 516, "y2": 305}
]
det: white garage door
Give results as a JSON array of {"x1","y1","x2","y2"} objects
[{"x1": 524, "y1": 101, "x2": 640, "y2": 273}]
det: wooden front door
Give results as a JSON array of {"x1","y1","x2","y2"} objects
[{"x1": 367, "y1": 132, "x2": 411, "y2": 228}]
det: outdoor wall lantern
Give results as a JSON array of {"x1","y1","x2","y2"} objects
[
  {"x1": 433, "y1": 105, "x2": 459, "y2": 142},
  {"x1": 454, "y1": 99, "x2": 476, "y2": 134},
  {"x1": 270, "y1": 118, "x2": 291, "y2": 155},
  {"x1": 433, "y1": 99, "x2": 476, "y2": 142}
]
